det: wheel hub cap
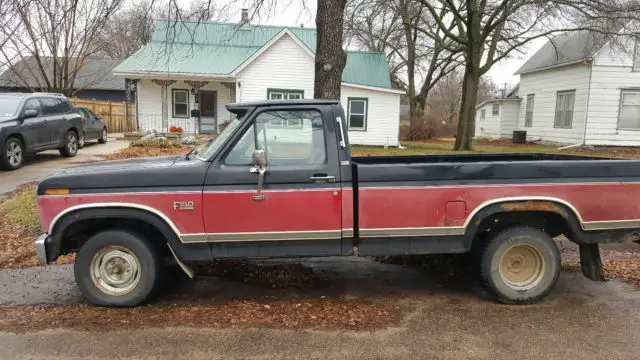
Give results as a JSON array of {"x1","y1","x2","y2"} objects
[
  {"x1": 499, "y1": 244, "x2": 545, "y2": 290},
  {"x1": 68, "y1": 135, "x2": 77, "y2": 152},
  {"x1": 90, "y1": 246, "x2": 141, "y2": 296},
  {"x1": 6, "y1": 143, "x2": 22, "y2": 166}
]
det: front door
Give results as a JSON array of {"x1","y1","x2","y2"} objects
[
  {"x1": 20, "y1": 98, "x2": 49, "y2": 150},
  {"x1": 202, "y1": 106, "x2": 342, "y2": 256},
  {"x1": 199, "y1": 92, "x2": 216, "y2": 134}
]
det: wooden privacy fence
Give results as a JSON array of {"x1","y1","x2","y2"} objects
[{"x1": 69, "y1": 98, "x2": 137, "y2": 133}]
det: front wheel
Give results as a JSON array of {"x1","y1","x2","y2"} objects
[
  {"x1": 74, "y1": 230, "x2": 163, "y2": 307},
  {"x1": 478, "y1": 226, "x2": 561, "y2": 304},
  {"x1": 78, "y1": 131, "x2": 85, "y2": 149},
  {"x1": 59, "y1": 130, "x2": 78, "y2": 157},
  {"x1": 1, "y1": 137, "x2": 24, "y2": 170}
]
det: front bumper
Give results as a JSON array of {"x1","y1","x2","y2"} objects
[{"x1": 35, "y1": 234, "x2": 49, "y2": 265}]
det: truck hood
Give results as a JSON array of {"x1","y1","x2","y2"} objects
[{"x1": 37, "y1": 156, "x2": 211, "y2": 195}]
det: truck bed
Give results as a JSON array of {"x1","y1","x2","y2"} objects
[{"x1": 351, "y1": 153, "x2": 637, "y2": 183}]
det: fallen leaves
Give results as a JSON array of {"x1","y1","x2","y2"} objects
[
  {"x1": 193, "y1": 261, "x2": 317, "y2": 289},
  {"x1": 562, "y1": 248, "x2": 640, "y2": 286},
  {"x1": 0, "y1": 184, "x2": 75, "y2": 269},
  {"x1": 0, "y1": 299, "x2": 400, "y2": 332},
  {"x1": 102, "y1": 145, "x2": 191, "y2": 160}
]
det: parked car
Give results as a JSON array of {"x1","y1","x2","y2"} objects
[
  {"x1": 0, "y1": 92, "x2": 83, "y2": 170},
  {"x1": 34, "y1": 100, "x2": 639, "y2": 307},
  {"x1": 74, "y1": 106, "x2": 108, "y2": 148}
]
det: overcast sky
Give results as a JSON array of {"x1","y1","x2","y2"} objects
[{"x1": 177, "y1": 0, "x2": 549, "y2": 89}]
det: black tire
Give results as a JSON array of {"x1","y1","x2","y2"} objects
[
  {"x1": 78, "y1": 131, "x2": 85, "y2": 149},
  {"x1": 1, "y1": 137, "x2": 24, "y2": 170},
  {"x1": 59, "y1": 130, "x2": 78, "y2": 157},
  {"x1": 98, "y1": 128, "x2": 108, "y2": 144},
  {"x1": 74, "y1": 230, "x2": 163, "y2": 307},
  {"x1": 478, "y1": 227, "x2": 561, "y2": 305}
]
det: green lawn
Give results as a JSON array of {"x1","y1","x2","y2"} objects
[{"x1": 350, "y1": 140, "x2": 640, "y2": 159}]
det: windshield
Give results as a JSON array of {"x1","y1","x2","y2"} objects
[
  {"x1": 0, "y1": 97, "x2": 21, "y2": 117},
  {"x1": 195, "y1": 118, "x2": 243, "y2": 160}
]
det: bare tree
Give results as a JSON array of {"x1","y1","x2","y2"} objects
[
  {"x1": 345, "y1": 0, "x2": 461, "y2": 137},
  {"x1": 96, "y1": 0, "x2": 226, "y2": 59},
  {"x1": 414, "y1": 0, "x2": 640, "y2": 150},
  {"x1": 0, "y1": 0, "x2": 124, "y2": 95},
  {"x1": 315, "y1": 0, "x2": 348, "y2": 99}
]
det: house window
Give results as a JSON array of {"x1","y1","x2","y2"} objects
[
  {"x1": 347, "y1": 98, "x2": 368, "y2": 130},
  {"x1": 634, "y1": 38, "x2": 640, "y2": 71},
  {"x1": 554, "y1": 90, "x2": 575, "y2": 128},
  {"x1": 618, "y1": 90, "x2": 640, "y2": 130},
  {"x1": 480, "y1": 109, "x2": 486, "y2": 120},
  {"x1": 267, "y1": 88, "x2": 304, "y2": 100},
  {"x1": 492, "y1": 103, "x2": 500, "y2": 116},
  {"x1": 525, "y1": 94, "x2": 535, "y2": 127},
  {"x1": 172, "y1": 89, "x2": 189, "y2": 118}
]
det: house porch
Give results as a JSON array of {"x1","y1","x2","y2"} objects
[{"x1": 132, "y1": 77, "x2": 237, "y2": 134}]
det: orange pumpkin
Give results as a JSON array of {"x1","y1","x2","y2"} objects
[
  {"x1": 169, "y1": 126, "x2": 177, "y2": 132},
  {"x1": 176, "y1": 127, "x2": 183, "y2": 133}
]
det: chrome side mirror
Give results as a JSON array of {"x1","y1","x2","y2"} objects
[
  {"x1": 252, "y1": 148, "x2": 267, "y2": 167},
  {"x1": 250, "y1": 149, "x2": 267, "y2": 201}
]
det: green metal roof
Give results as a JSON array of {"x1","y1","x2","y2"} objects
[{"x1": 114, "y1": 20, "x2": 391, "y2": 89}]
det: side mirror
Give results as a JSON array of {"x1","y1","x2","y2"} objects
[
  {"x1": 23, "y1": 109, "x2": 38, "y2": 118},
  {"x1": 252, "y1": 148, "x2": 267, "y2": 167}
]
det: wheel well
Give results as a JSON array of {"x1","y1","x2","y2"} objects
[
  {"x1": 6, "y1": 133, "x2": 25, "y2": 149},
  {"x1": 68, "y1": 127, "x2": 78, "y2": 136},
  {"x1": 468, "y1": 200, "x2": 582, "y2": 247},
  {"x1": 59, "y1": 217, "x2": 170, "y2": 257},
  {"x1": 474, "y1": 211, "x2": 570, "y2": 239}
]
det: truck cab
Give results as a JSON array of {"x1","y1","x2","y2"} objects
[{"x1": 36, "y1": 100, "x2": 640, "y2": 307}]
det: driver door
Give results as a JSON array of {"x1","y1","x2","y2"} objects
[{"x1": 202, "y1": 106, "x2": 342, "y2": 256}]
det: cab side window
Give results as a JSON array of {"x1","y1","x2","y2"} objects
[
  {"x1": 225, "y1": 110, "x2": 326, "y2": 166},
  {"x1": 23, "y1": 99, "x2": 43, "y2": 116}
]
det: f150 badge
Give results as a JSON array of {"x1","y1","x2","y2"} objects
[{"x1": 173, "y1": 201, "x2": 195, "y2": 211}]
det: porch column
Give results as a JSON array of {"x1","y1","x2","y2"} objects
[
  {"x1": 151, "y1": 79, "x2": 176, "y2": 132},
  {"x1": 222, "y1": 81, "x2": 236, "y2": 122},
  {"x1": 185, "y1": 80, "x2": 209, "y2": 135},
  {"x1": 124, "y1": 78, "x2": 138, "y2": 131}
]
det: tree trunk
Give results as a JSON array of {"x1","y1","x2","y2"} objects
[
  {"x1": 314, "y1": 0, "x2": 347, "y2": 100},
  {"x1": 454, "y1": 64, "x2": 480, "y2": 151}
]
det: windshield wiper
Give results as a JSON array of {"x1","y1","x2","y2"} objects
[{"x1": 185, "y1": 139, "x2": 213, "y2": 160}]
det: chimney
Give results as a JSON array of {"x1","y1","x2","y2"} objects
[{"x1": 240, "y1": 8, "x2": 249, "y2": 25}]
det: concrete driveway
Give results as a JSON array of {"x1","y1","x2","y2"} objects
[
  {"x1": 0, "y1": 257, "x2": 638, "y2": 360},
  {"x1": 0, "y1": 139, "x2": 129, "y2": 198}
]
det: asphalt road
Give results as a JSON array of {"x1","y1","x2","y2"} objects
[
  {"x1": 0, "y1": 139, "x2": 129, "y2": 198},
  {"x1": 0, "y1": 257, "x2": 639, "y2": 360}
]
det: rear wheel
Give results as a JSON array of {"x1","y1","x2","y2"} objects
[
  {"x1": 74, "y1": 230, "x2": 163, "y2": 307},
  {"x1": 98, "y1": 128, "x2": 108, "y2": 144},
  {"x1": 1, "y1": 137, "x2": 24, "y2": 170},
  {"x1": 78, "y1": 131, "x2": 85, "y2": 149},
  {"x1": 478, "y1": 226, "x2": 561, "y2": 304},
  {"x1": 59, "y1": 130, "x2": 78, "y2": 157}
]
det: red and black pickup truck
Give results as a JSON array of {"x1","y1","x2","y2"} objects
[{"x1": 35, "y1": 100, "x2": 640, "y2": 307}]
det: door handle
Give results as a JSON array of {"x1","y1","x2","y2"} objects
[
  {"x1": 43, "y1": 120, "x2": 48, "y2": 124},
  {"x1": 310, "y1": 174, "x2": 336, "y2": 182}
]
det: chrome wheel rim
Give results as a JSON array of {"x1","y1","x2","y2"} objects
[
  {"x1": 102, "y1": 130, "x2": 107, "y2": 142},
  {"x1": 67, "y1": 133, "x2": 77, "y2": 153},
  {"x1": 6, "y1": 142, "x2": 22, "y2": 167},
  {"x1": 90, "y1": 246, "x2": 141, "y2": 296},
  {"x1": 499, "y1": 244, "x2": 545, "y2": 290}
]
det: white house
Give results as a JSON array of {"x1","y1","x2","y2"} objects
[
  {"x1": 113, "y1": 14, "x2": 404, "y2": 146},
  {"x1": 475, "y1": 30, "x2": 640, "y2": 146}
]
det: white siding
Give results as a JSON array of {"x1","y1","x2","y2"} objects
[
  {"x1": 500, "y1": 101, "x2": 521, "y2": 138},
  {"x1": 340, "y1": 85, "x2": 400, "y2": 147},
  {"x1": 237, "y1": 34, "x2": 314, "y2": 101},
  {"x1": 516, "y1": 63, "x2": 591, "y2": 144},
  {"x1": 584, "y1": 42, "x2": 640, "y2": 145},
  {"x1": 474, "y1": 103, "x2": 501, "y2": 139},
  {"x1": 136, "y1": 79, "x2": 232, "y2": 132}
]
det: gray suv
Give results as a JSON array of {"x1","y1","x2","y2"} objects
[{"x1": 0, "y1": 92, "x2": 83, "y2": 170}]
